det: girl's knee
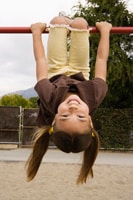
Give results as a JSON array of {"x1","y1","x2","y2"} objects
[
  {"x1": 70, "y1": 17, "x2": 88, "y2": 29},
  {"x1": 50, "y1": 16, "x2": 72, "y2": 25}
]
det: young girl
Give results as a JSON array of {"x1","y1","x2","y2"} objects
[{"x1": 26, "y1": 16, "x2": 112, "y2": 184}]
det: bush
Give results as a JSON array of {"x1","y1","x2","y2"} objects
[{"x1": 93, "y1": 108, "x2": 133, "y2": 149}]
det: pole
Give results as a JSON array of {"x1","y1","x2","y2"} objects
[{"x1": 0, "y1": 27, "x2": 133, "y2": 34}]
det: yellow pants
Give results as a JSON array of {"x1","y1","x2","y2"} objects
[{"x1": 47, "y1": 25, "x2": 90, "y2": 80}]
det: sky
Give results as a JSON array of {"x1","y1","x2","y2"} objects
[{"x1": 0, "y1": 0, "x2": 133, "y2": 96}]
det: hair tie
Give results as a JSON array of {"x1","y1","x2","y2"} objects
[
  {"x1": 49, "y1": 127, "x2": 53, "y2": 135},
  {"x1": 92, "y1": 132, "x2": 95, "y2": 137}
]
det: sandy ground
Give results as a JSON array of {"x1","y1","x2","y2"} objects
[{"x1": 0, "y1": 148, "x2": 133, "y2": 200}]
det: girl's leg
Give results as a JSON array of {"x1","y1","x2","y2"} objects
[
  {"x1": 47, "y1": 16, "x2": 72, "y2": 79},
  {"x1": 69, "y1": 17, "x2": 90, "y2": 80}
]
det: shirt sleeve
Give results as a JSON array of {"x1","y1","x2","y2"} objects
[
  {"x1": 34, "y1": 78, "x2": 54, "y2": 103},
  {"x1": 34, "y1": 79, "x2": 55, "y2": 126}
]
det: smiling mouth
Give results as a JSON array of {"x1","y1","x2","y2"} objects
[{"x1": 68, "y1": 99, "x2": 79, "y2": 105}]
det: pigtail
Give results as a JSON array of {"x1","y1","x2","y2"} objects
[
  {"x1": 77, "y1": 128, "x2": 100, "y2": 184},
  {"x1": 25, "y1": 127, "x2": 50, "y2": 181}
]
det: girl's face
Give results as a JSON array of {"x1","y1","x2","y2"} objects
[{"x1": 53, "y1": 94, "x2": 92, "y2": 134}]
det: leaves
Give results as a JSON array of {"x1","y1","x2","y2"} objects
[
  {"x1": 0, "y1": 94, "x2": 32, "y2": 108},
  {"x1": 93, "y1": 108, "x2": 133, "y2": 148}
]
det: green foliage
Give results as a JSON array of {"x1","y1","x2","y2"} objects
[
  {"x1": 93, "y1": 108, "x2": 133, "y2": 149},
  {"x1": 0, "y1": 94, "x2": 32, "y2": 108},
  {"x1": 73, "y1": 0, "x2": 133, "y2": 108},
  {"x1": 29, "y1": 97, "x2": 38, "y2": 108}
]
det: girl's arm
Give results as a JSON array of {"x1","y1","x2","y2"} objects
[
  {"x1": 31, "y1": 23, "x2": 48, "y2": 82},
  {"x1": 94, "y1": 22, "x2": 112, "y2": 81}
]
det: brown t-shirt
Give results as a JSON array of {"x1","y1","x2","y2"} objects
[{"x1": 34, "y1": 72, "x2": 108, "y2": 127}]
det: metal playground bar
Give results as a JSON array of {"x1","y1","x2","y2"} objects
[{"x1": 0, "y1": 27, "x2": 133, "y2": 34}]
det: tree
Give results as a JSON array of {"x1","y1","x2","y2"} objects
[
  {"x1": 73, "y1": 0, "x2": 133, "y2": 108},
  {"x1": 29, "y1": 97, "x2": 38, "y2": 108},
  {"x1": 0, "y1": 94, "x2": 31, "y2": 108}
]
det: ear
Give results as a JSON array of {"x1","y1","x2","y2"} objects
[
  {"x1": 52, "y1": 114, "x2": 58, "y2": 126},
  {"x1": 89, "y1": 115, "x2": 93, "y2": 128},
  {"x1": 52, "y1": 118, "x2": 55, "y2": 126},
  {"x1": 90, "y1": 120, "x2": 94, "y2": 129}
]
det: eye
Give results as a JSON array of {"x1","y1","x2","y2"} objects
[
  {"x1": 77, "y1": 115, "x2": 85, "y2": 118},
  {"x1": 61, "y1": 114, "x2": 69, "y2": 117}
]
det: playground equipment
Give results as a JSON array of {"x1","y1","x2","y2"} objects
[{"x1": 0, "y1": 26, "x2": 133, "y2": 34}]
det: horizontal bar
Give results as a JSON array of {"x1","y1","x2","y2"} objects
[
  {"x1": 90, "y1": 27, "x2": 133, "y2": 34},
  {"x1": 0, "y1": 27, "x2": 133, "y2": 34}
]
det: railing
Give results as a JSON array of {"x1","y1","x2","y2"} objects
[{"x1": 0, "y1": 27, "x2": 133, "y2": 34}]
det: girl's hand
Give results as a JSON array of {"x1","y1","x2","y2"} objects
[
  {"x1": 31, "y1": 23, "x2": 47, "y2": 34},
  {"x1": 96, "y1": 22, "x2": 112, "y2": 33}
]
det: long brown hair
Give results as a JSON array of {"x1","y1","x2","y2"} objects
[
  {"x1": 26, "y1": 127, "x2": 100, "y2": 184},
  {"x1": 26, "y1": 127, "x2": 50, "y2": 181},
  {"x1": 76, "y1": 129, "x2": 100, "y2": 184}
]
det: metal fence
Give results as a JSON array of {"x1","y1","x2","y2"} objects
[
  {"x1": 22, "y1": 108, "x2": 38, "y2": 146},
  {"x1": 0, "y1": 106, "x2": 37, "y2": 146},
  {"x1": 0, "y1": 106, "x2": 22, "y2": 145}
]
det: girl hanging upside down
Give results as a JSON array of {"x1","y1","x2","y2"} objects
[{"x1": 26, "y1": 15, "x2": 112, "y2": 184}]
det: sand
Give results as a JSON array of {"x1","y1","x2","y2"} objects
[{"x1": 0, "y1": 160, "x2": 132, "y2": 200}]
